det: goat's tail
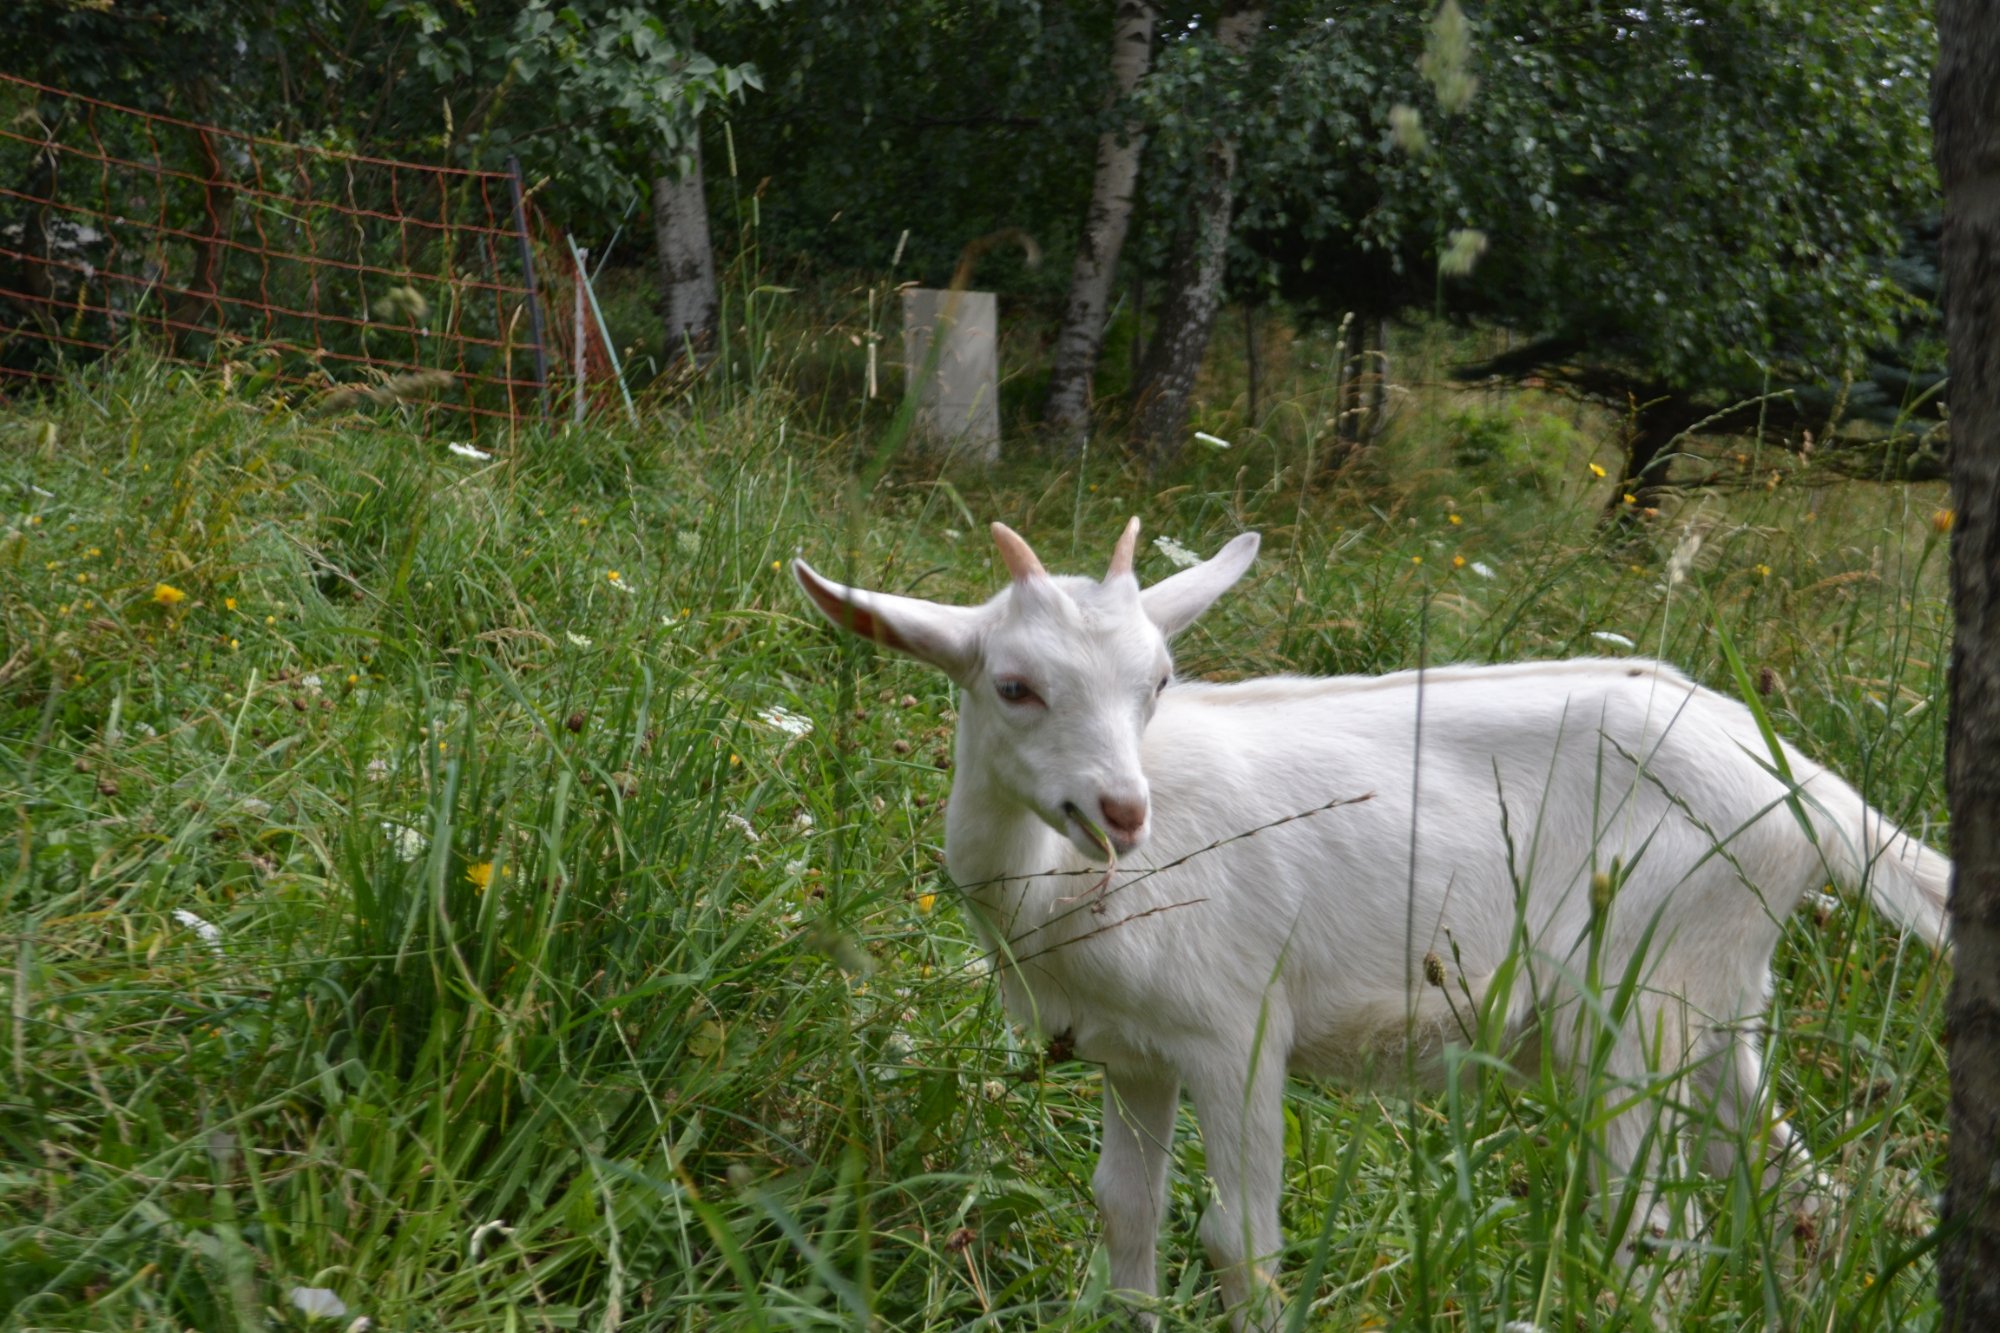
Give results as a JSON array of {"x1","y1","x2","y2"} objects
[{"x1": 1799, "y1": 762, "x2": 1950, "y2": 953}]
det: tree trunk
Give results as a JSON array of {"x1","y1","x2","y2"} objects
[
  {"x1": 1131, "y1": 4, "x2": 1263, "y2": 465},
  {"x1": 653, "y1": 136, "x2": 717, "y2": 360},
  {"x1": 1936, "y1": 5, "x2": 2000, "y2": 1329},
  {"x1": 1044, "y1": 0, "x2": 1157, "y2": 447}
]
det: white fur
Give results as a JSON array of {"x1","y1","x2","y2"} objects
[{"x1": 794, "y1": 524, "x2": 1949, "y2": 1330}]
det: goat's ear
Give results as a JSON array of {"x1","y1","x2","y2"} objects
[
  {"x1": 1140, "y1": 531, "x2": 1260, "y2": 636},
  {"x1": 793, "y1": 559, "x2": 982, "y2": 679}
]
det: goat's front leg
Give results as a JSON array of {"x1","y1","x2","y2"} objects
[
  {"x1": 1185, "y1": 1046, "x2": 1289, "y2": 1333},
  {"x1": 1097, "y1": 1063, "x2": 1181, "y2": 1321}
]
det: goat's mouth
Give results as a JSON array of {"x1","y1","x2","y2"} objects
[{"x1": 1062, "y1": 802, "x2": 1139, "y2": 858}]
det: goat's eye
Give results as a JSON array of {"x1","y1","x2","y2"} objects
[
  {"x1": 995, "y1": 678, "x2": 1041, "y2": 706},
  {"x1": 1156, "y1": 675, "x2": 1170, "y2": 696}
]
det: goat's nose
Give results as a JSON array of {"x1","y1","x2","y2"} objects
[{"x1": 1099, "y1": 795, "x2": 1147, "y2": 842}]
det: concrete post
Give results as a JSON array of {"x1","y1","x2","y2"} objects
[{"x1": 902, "y1": 287, "x2": 999, "y2": 462}]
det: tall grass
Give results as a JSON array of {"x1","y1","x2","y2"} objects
[{"x1": 0, "y1": 333, "x2": 1950, "y2": 1331}]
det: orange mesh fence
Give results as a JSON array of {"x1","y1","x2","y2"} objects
[{"x1": 0, "y1": 72, "x2": 587, "y2": 435}]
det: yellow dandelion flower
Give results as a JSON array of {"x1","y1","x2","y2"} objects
[
  {"x1": 466, "y1": 861, "x2": 494, "y2": 892},
  {"x1": 771, "y1": 560, "x2": 781, "y2": 571},
  {"x1": 1451, "y1": 555, "x2": 1466, "y2": 569},
  {"x1": 264, "y1": 615, "x2": 276, "y2": 625},
  {"x1": 347, "y1": 673, "x2": 360, "y2": 685},
  {"x1": 729, "y1": 753, "x2": 741, "y2": 766},
  {"x1": 86, "y1": 547, "x2": 100, "y2": 557},
  {"x1": 152, "y1": 582, "x2": 186, "y2": 607},
  {"x1": 1755, "y1": 564, "x2": 1772, "y2": 578},
  {"x1": 224, "y1": 597, "x2": 237, "y2": 611},
  {"x1": 1622, "y1": 493, "x2": 1637, "y2": 505},
  {"x1": 229, "y1": 638, "x2": 240, "y2": 650},
  {"x1": 1447, "y1": 513, "x2": 1462, "y2": 525},
  {"x1": 1410, "y1": 555, "x2": 1423, "y2": 565},
  {"x1": 1933, "y1": 509, "x2": 1956, "y2": 535},
  {"x1": 917, "y1": 892, "x2": 937, "y2": 914},
  {"x1": 1588, "y1": 462, "x2": 1607, "y2": 478},
  {"x1": 44, "y1": 560, "x2": 57, "y2": 571}
]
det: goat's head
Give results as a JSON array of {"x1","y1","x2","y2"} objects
[{"x1": 794, "y1": 520, "x2": 1259, "y2": 858}]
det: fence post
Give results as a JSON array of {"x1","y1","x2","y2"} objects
[{"x1": 506, "y1": 156, "x2": 551, "y2": 421}]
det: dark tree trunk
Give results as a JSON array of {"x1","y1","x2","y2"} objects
[
  {"x1": 1243, "y1": 301, "x2": 1259, "y2": 427},
  {"x1": 1367, "y1": 316, "x2": 1390, "y2": 441},
  {"x1": 1130, "y1": 4, "x2": 1262, "y2": 465},
  {"x1": 653, "y1": 136, "x2": 717, "y2": 359},
  {"x1": 1045, "y1": 0, "x2": 1156, "y2": 446},
  {"x1": 1936, "y1": 4, "x2": 2000, "y2": 1329}
]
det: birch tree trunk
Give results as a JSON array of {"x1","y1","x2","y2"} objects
[
  {"x1": 654, "y1": 136, "x2": 718, "y2": 359},
  {"x1": 1044, "y1": 0, "x2": 1157, "y2": 447},
  {"x1": 1130, "y1": 4, "x2": 1262, "y2": 465},
  {"x1": 1937, "y1": 4, "x2": 2000, "y2": 1329}
]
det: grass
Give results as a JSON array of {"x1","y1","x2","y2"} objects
[{"x1": 0, "y1": 329, "x2": 1953, "y2": 1331}]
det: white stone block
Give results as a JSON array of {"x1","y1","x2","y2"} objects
[{"x1": 902, "y1": 287, "x2": 999, "y2": 462}]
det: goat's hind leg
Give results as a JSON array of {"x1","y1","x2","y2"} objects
[
  {"x1": 1097, "y1": 1063, "x2": 1181, "y2": 1322},
  {"x1": 1687, "y1": 1023, "x2": 1833, "y2": 1273}
]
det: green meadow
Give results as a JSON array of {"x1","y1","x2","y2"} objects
[{"x1": 1, "y1": 329, "x2": 1952, "y2": 1330}]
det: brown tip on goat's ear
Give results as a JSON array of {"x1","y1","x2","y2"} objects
[
  {"x1": 792, "y1": 559, "x2": 905, "y2": 651},
  {"x1": 990, "y1": 522, "x2": 1047, "y2": 583},
  {"x1": 1105, "y1": 516, "x2": 1141, "y2": 583}
]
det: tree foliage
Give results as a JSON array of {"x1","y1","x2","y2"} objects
[
  {"x1": 3, "y1": 0, "x2": 763, "y2": 230},
  {"x1": 1212, "y1": 2, "x2": 1937, "y2": 402}
]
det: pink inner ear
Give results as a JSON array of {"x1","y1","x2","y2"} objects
[{"x1": 804, "y1": 574, "x2": 906, "y2": 652}]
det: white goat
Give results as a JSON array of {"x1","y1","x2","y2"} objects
[{"x1": 793, "y1": 520, "x2": 1949, "y2": 1329}]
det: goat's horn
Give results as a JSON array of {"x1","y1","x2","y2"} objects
[
  {"x1": 991, "y1": 522, "x2": 1047, "y2": 582},
  {"x1": 1106, "y1": 516, "x2": 1141, "y2": 582}
]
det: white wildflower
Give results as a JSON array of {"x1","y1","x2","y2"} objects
[
  {"x1": 1666, "y1": 529, "x2": 1704, "y2": 587},
  {"x1": 944, "y1": 527, "x2": 963, "y2": 542},
  {"x1": 1153, "y1": 536, "x2": 1201, "y2": 569},
  {"x1": 674, "y1": 530, "x2": 701, "y2": 555},
  {"x1": 300, "y1": 674, "x2": 323, "y2": 693},
  {"x1": 1470, "y1": 560, "x2": 1496, "y2": 579},
  {"x1": 724, "y1": 812, "x2": 761, "y2": 843},
  {"x1": 1591, "y1": 631, "x2": 1636, "y2": 649},
  {"x1": 757, "y1": 705, "x2": 814, "y2": 738},
  {"x1": 382, "y1": 822, "x2": 425, "y2": 861},
  {"x1": 172, "y1": 908, "x2": 225, "y2": 956},
  {"x1": 794, "y1": 811, "x2": 815, "y2": 832},
  {"x1": 134, "y1": 722, "x2": 158, "y2": 738},
  {"x1": 1502, "y1": 1324, "x2": 1548, "y2": 1333},
  {"x1": 365, "y1": 757, "x2": 389, "y2": 781},
  {"x1": 287, "y1": 1287, "x2": 348, "y2": 1319},
  {"x1": 468, "y1": 1218, "x2": 514, "y2": 1261},
  {"x1": 345, "y1": 1319, "x2": 374, "y2": 1333},
  {"x1": 446, "y1": 442, "x2": 492, "y2": 461},
  {"x1": 982, "y1": 1078, "x2": 1008, "y2": 1101},
  {"x1": 238, "y1": 797, "x2": 272, "y2": 818},
  {"x1": 565, "y1": 631, "x2": 593, "y2": 648},
  {"x1": 784, "y1": 858, "x2": 809, "y2": 877},
  {"x1": 1192, "y1": 431, "x2": 1232, "y2": 450}
]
